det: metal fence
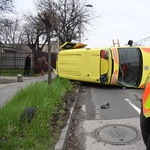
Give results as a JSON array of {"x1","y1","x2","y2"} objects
[{"x1": 0, "y1": 51, "x2": 56, "y2": 76}]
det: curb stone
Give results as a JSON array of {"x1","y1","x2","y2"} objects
[
  {"x1": 55, "y1": 86, "x2": 80, "y2": 150},
  {"x1": 0, "y1": 83, "x2": 16, "y2": 89},
  {"x1": 0, "y1": 77, "x2": 34, "y2": 90}
]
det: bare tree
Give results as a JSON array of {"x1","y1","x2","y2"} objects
[
  {"x1": 20, "y1": 14, "x2": 47, "y2": 51},
  {"x1": 19, "y1": 0, "x2": 97, "y2": 53},
  {"x1": 38, "y1": 11, "x2": 56, "y2": 84},
  {"x1": 0, "y1": 0, "x2": 17, "y2": 45},
  {"x1": 35, "y1": 0, "x2": 97, "y2": 45},
  {"x1": 0, "y1": 0, "x2": 14, "y2": 13},
  {"x1": 0, "y1": 17, "x2": 22, "y2": 46},
  {"x1": 22, "y1": 13, "x2": 56, "y2": 52}
]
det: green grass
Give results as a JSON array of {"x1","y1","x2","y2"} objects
[
  {"x1": 0, "y1": 77, "x2": 73, "y2": 150},
  {"x1": 0, "y1": 69, "x2": 34, "y2": 76},
  {"x1": 0, "y1": 69, "x2": 48, "y2": 77}
]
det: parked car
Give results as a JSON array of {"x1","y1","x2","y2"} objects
[
  {"x1": 56, "y1": 42, "x2": 150, "y2": 88},
  {"x1": 140, "y1": 73, "x2": 150, "y2": 149}
]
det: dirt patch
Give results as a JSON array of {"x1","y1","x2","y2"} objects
[
  {"x1": 52, "y1": 89, "x2": 77, "y2": 131},
  {"x1": 0, "y1": 79, "x2": 17, "y2": 84},
  {"x1": 49, "y1": 82, "x2": 80, "y2": 141},
  {"x1": 66, "y1": 85, "x2": 85, "y2": 150}
]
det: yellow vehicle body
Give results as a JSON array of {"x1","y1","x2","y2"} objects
[
  {"x1": 56, "y1": 42, "x2": 150, "y2": 88},
  {"x1": 139, "y1": 48, "x2": 150, "y2": 88},
  {"x1": 57, "y1": 48, "x2": 109, "y2": 83}
]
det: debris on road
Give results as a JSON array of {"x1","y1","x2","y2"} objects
[{"x1": 101, "y1": 103, "x2": 110, "y2": 109}]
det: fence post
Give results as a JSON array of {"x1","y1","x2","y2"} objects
[
  {"x1": 14, "y1": 53, "x2": 16, "y2": 69},
  {"x1": 0, "y1": 53, "x2": 1, "y2": 75}
]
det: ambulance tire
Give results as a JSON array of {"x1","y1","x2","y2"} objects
[
  {"x1": 147, "y1": 135, "x2": 150, "y2": 150},
  {"x1": 140, "y1": 106, "x2": 150, "y2": 146}
]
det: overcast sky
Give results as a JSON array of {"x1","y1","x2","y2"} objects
[{"x1": 15, "y1": 0, "x2": 150, "y2": 48}]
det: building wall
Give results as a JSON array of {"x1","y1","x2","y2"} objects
[
  {"x1": 40, "y1": 41, "x2": 59, "y2": 52},
  {"x1": 1, "y1": 41, "x2": 59, "y2": 53}
]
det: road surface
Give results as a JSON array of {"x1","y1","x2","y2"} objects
[{"x1": 71, "y1": 83, "x2": 146, "y2": 150}]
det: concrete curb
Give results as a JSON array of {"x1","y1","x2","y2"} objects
[
  {"x1": 0, "y1": 83, "x2": 16, "y2": 90},
  {"x1": 55, "y1": 86, "x2": 80, "y2": 150},
  {"x1": 0, "y1": 77, "x2": 34, "y2": 90}
]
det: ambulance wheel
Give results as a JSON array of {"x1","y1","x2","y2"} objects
[
  {"x1": 147, "y1": 135, "x2": 150, "y2": 150},
  {"x1": 140, "y1": 105, "x2": 150, "y2": 146}
]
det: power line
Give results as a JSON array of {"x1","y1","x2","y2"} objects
[{"x1": 134, "y1": 36, "x2": 150, "y2": 44}]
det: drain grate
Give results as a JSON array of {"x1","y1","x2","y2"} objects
[{"x1": 96, "y1": 124, "x2": 140, "y2": 145}]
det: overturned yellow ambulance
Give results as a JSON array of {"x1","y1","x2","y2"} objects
[{"x1": 56, "y1": 42, "x2": 150, "y2": 88}]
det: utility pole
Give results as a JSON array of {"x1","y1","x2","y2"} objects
[
  {"x1": 79, "y1": 16, "x2": 81, "y2": 43},
  {"x1": 79, "y1": 4, "x2": 93, "y2": 43},
  {"x1": 57, "y1": 25, "x2": 60, "y2": 51},
  {"x1": 47, "y1": 26, "x2": 51, "y2": 85},
  {"x1": 38, "y1": 12, "x2": 56, "y2": 85}
]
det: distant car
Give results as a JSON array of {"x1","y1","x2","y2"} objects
[
  {"x1": 56, "y1": 42, "x2": 150, "y2": 88},
  {"x1": 140, "y1": 73, "x2": 150, "y2": 149}
]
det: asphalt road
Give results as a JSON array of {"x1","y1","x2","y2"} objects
[{"x1": 73, "y1": 83, "x2": 146, "y2": 150}]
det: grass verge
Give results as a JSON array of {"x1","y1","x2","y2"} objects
[
  {"x1": 0, "y1": 77, "x2": 74, "y2": 150},
  {"x1": 0, "y1": 69, "x2": 34, "y2": 76},
  {"x1": 0, "y1": 69, "x2": 48, "y2": 77}
]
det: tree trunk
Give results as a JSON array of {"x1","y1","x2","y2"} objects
[{"x1": 46, "y1": 26, "x2": 51, "y2": 85}]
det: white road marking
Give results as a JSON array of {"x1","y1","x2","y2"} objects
[
  {"x1": 95, "y1": 105, "x2": 101, "y2": 119},
  {"x1": 90, "y1": 88, "x2": 101, "y2": 119},
  {"x1": 125, "y1": 98, "x2": 141, "y2": 114},
  {"x1": 82, "y1": 105, "x2": 86, "y2": 112}
]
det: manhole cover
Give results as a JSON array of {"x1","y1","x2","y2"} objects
[{"x1": 96, "y1": 124, "x2": 140, "y2": 145}]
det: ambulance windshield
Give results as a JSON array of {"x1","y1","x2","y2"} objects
[{"x1": 117, "y1": 48, "x2": 142, "y2": 87}]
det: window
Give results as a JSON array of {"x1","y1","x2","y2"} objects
[{"x1": 118, "y1": 48, "x2": 142, "y2": 87}]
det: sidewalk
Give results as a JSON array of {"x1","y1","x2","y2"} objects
[{"x1": 0, "y1": 72, "x2": 56, "y2": 107}]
